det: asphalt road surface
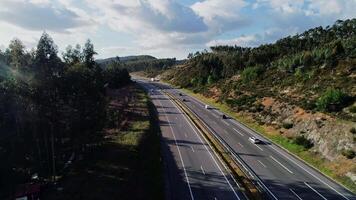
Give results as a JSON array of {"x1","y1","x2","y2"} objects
[
  {"x1": 137, "y1": 78, "x2": 356, "y2": 200},
  {"x1": 137, "y1": 79, "x2": 246, "y2": 200}
]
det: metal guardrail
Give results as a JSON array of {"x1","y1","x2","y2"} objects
[{"x1": 165, "y1": 91, "x2": 277, "y2": 200}]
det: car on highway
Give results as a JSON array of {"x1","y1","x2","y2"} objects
[
  {"x1": 222, "y1": 114, "x2": 227, "y2": 119},
  {"x1": 205, "y1": 104, "x2": 210, "y2": 109},
  {"x1": 248, "y1": 136, "x2": 261, "y2": 144}
]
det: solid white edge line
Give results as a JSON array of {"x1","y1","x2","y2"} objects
[
  {"x1": 289, "y1": 189, "x2": 303, "y2": 200},
  {"x1": 228, "y1": 113, "x2": 350, "y2": 200},
  {"x1": 304, "y1": 182, "x2": 327, "y2": 200},
  {"x1": 270, "y1": 156, "x2": 294, "y2": 174},
  {"x1": 157, "y1": 99, "x2": 195, "y2": 200},
  {"x1": 168, "y1": 98, "x2": 241, "y2": 200},
  {"x1": 201, "y1": 166, "x2": 206, "y2": 175}
]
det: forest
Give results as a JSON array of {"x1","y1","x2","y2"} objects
[{"x1": 0, "y1": 33, "x2": 131, "y2": 198}]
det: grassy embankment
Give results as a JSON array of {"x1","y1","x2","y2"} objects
[
  {"x1": 44, "y1": 84, "x2": 163, "y2": 200},
  {"x1": 179, "y1": 88, "x2": 356, "y2": 193}
]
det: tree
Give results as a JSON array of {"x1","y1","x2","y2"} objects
[
  {"x1": 8, "y1": 38, "x2": 26, "y2": 70},
  {"x1": 63, "y1": 44, "x2": 81, "y2": 65},
  {"x1": 82, "y1": 39, "x2": 96, "y2": 67}
]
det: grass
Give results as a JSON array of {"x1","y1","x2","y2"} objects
[
  {"x1": 180, "y1": 87, "x2": 356, "y2": 193},
  {"x1": 43, "y1": 84, "x2": 163, "y2": 200}
]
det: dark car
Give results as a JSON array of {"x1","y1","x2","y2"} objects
[{"x1": 222, "y1": 114, "x2": 227, "y2": 119}]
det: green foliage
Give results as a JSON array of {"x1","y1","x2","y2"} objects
[
  {"x1": 350, "y1": 127, "x2": 356, "y2": 134},
  {"x1": 104, "y1": 62, "x2": 131, "y2": 88},
  {"x1": 282, "y1": 121, "x2": 294, "y2": 129},
  {"x1": 294, "y1": 136, "x2": 313, "y2": 149},
  {"x1": 341, "y1": 149, "x2": 355, "y2": 159},
  {"x1": 241, "y1": 66, "x2": 261, "y2": 83},
  {"x1": 349, "y1": 106, "x2": 356, "y2": 113},
  {"x1": 316, "y1": 88, "x2": 348, "y2": 112}
]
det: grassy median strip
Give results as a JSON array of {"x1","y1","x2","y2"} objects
[{"x1": 164, "y1": 91, "x2": 263, "y2": 200}]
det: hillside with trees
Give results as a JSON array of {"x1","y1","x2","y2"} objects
[
  {"x1": 0, "y1": 33, "x2": 132, "y2": 198},
  {"x1": 97, "y1": 55, "x2": 178, "y2": 77},
  {"x1": 161, "y1": 19, "x2": 356, "y2": 190}
]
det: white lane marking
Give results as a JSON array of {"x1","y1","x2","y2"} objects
[
  {"x1": 213, "y1": 121, "x2": 218, "y2": 125},
  {"x1": 211, "y1": 113, "x2": 219, "y2": 118},
  {"x1": 304, "y1": 182, "x2": 327, "y2": 200},
  {"x1": 228, "y1": 115, "x2": 351, "y2": 200},
  {"x1": 268, "y1": 145, "x2": 350, "y2": 200},
  {"x1": 157, "y1": 100, "x2": 195, "y2": 200},
  {"x1": 214, "y1": 197, "x2": 218, "y2": 200},
  {"x1": 169, "y1": 99, "x2": 241, "y2": 200},
  {"x1": 201, "y1": 166, "x2": 206, "y2": 175},
  {"x1": 233, "y1": 128, "x2": 244, "y2": 136},
  {"x1": 222, "y1": 120, "x2": 230, "y2": 126},
  {"x1": 191, "y1": 146, "x2": 195, "y2": 152},
  {"x1": 289, "y1": 189, "x2": 303, "y2": 200},
  {"x1": 254, "y1": 144, "x2": 264, "y2": 151},
  {"x1": 238, "y1": 142, "x2": 244, "y2": 148},
  {"x1": 185, "y1": 133, "x2": 188, "y2": 138},
  {"x1": 258, "y1": 160, "x2": 266, "y2": 168},
  {"x1": 270, "y1": 156, "x2": 294, "y2": 174},
  {"x1": 223, "y1": 130, "x2": 228, "y2": 134}
]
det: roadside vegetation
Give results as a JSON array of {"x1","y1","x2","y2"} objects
[
  {"x1": 0, "y1": 33, "x2": 162, "y2": 199},
  {"x1": 44, "y1": 84, "x2": 163, "y2": 200}
]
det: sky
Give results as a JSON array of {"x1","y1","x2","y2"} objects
[{"x1": 0, "y1": 0, "x2": 355, "y2": 59}]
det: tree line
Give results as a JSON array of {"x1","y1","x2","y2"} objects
[{"x1": 0, "y1": 33, "x2": 130, "y2": 197}]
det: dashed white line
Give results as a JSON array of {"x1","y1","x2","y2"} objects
[
  {"x1": 185, "y1": 133, "x2": 188, "y2": 138},
  {"x1": 158, "y1": 100, "x2": 195, "y2": 200},
  {"x1": 289, "y1": 189, "x2": 303, "y2": 200},
  {"x1": 254, "y1": 144, "x2": 264, "y2": 151},
  {"x1": 304, "y1": 182, "x2": 327, "y2": 200},
  {"x1": 270, "y1": 156, "x2": 293, "y2": 174},
  {"x1": 222, "y1": 120, "x2": 230, "y2": 126},
  {"x1": 233, "y1": 128, "x2": 244, "y2": 136},
  {"x1": 258, "y1": 160, "x2": 266, "y2": 168},
  {"x1": 169, "y1": 98, "x2": 241, "y2": 200},
  {"x1": 191, "y1": 146, "x2": 195, "y2": 152},
  {"x1": 238, "y1": 142, "x2": 244, "y2": 148},
  {"x1": 201, "y1": 166, "x2": 206, "y2": 175}
]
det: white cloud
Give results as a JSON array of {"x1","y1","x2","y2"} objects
[
  {"x1": 191, "y1": 0, "x2": 248, "y2": 32},
  {"x1": 0, "y1": 0, "x2": 93, "y2": 32},
  {"x1": 207, "y1": 35, "x2": 258, "y2": 47}
]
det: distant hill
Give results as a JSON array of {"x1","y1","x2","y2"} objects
[
  {"x1": 97, "y1": 55, "x2": 180, "y2": 76},
  {"x1": 96, "y1": 55, "x2": 156, "y2": 65}
]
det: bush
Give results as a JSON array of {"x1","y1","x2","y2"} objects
[
  {"x1": 349, "y1": 106, "x2": 356, "y2": 113},
  {"x1": 341, "y1": 149, "x2": 355, "y2": 159},
  {"x1": 241, "y1": 66, "x2": 261, "y2": 83},
  {"x1": 316, "y1": 88, "x2": 348, "y2": 112},
  {"x1": 350, "y1": 127, "x2": 356, "y2": 134},
  {"x1": 282, "y1": 121, "x2": 294, "y2": 129},
  {"x1": 294, "y1": 136, "x2": 313, "y2": 149}
]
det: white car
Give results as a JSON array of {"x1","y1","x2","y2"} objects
[
  {"x1": 205, "y1": 105, "x2": 210, "y2": 109},
  {"x1": 249, "y1": 137, "x2": 261, "y2": 144}
]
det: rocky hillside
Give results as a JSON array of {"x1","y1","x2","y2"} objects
[{"x1": 161, "y1": 19, "x2": 356, "y2": 187}]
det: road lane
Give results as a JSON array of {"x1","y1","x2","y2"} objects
[
  {"x1": 138, "y1": 80, "x2": 246, "y2": 200},
  {"x1": 151, "y1": 81, "x2": 356, "y2": 200}
]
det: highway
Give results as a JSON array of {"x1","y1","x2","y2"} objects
[
  {"x1": 137, "y1": 79, "x2": 246, "y2": 200},
  {"x1": 138, "y1": 78, "x2": 356, "y2": 200}
]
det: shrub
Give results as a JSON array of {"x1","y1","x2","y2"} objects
[
  {"x1": 316, "y1": 88, "x2": 348, "y2": 112},
  {"x1": 294, "y1": 136, "x2": 313, "y2": 149},
  {"x1": 241, "y1": 66, "x2": 261, "y2": 83},
  {"x1": 350, "y1": 127, "x2": 356, "y2": 134},
  {"x1": 341, "y1": 149, "x2": 355, "y2": 159},
  {"x1": 282, "y1": 121, "x2": 294, "y2": 129},
  {"x1": 350, "y1": 106, "x2": 356, "y2": 113}
]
